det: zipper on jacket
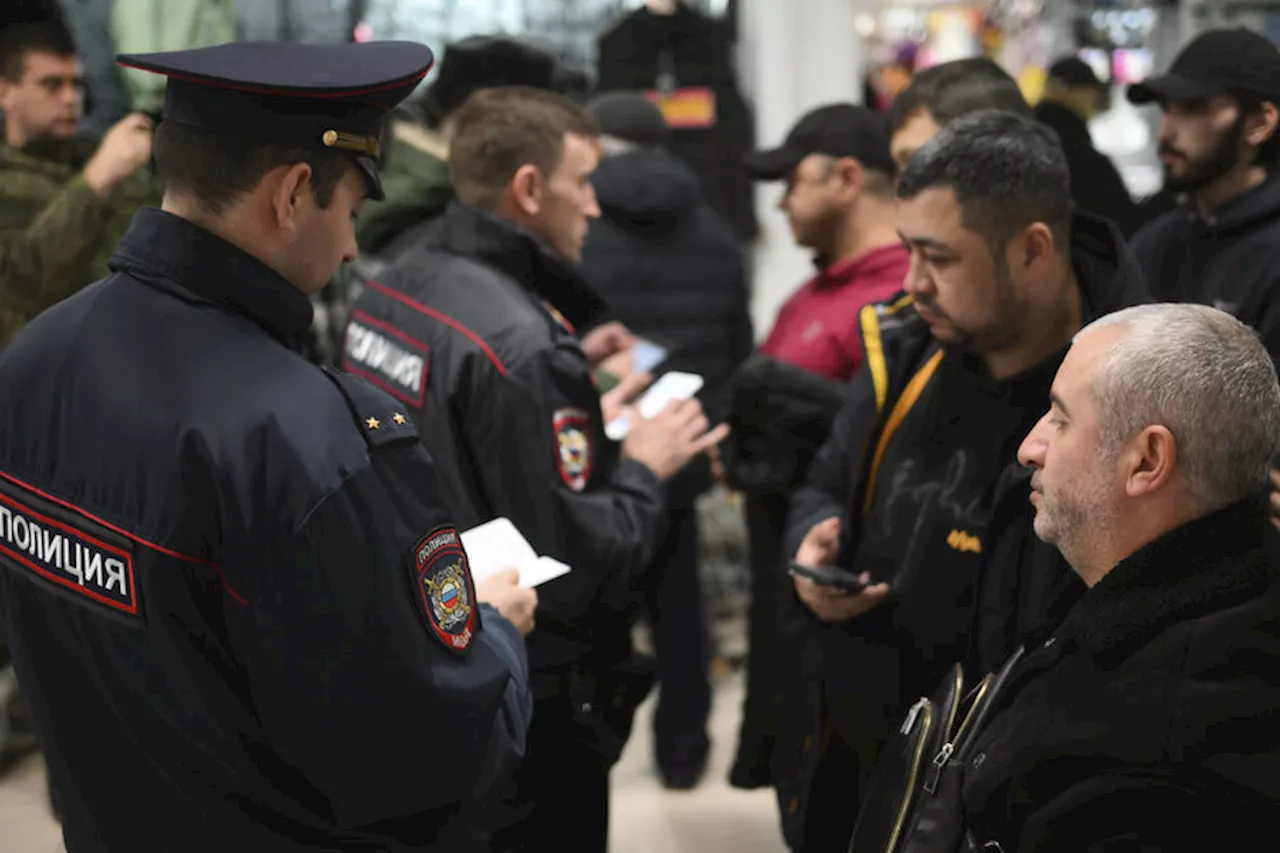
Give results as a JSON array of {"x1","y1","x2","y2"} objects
[
  {"x1": 923, "y1": 741, "x2": 954, "y2": 795},
  {"x1": 887, "y1": 703, "x2": 934, "y2": 853}
]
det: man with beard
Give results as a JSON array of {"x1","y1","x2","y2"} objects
[
  {"x1": 0, "y1": 23, "x2": 158, "y2": 348},
  {"x1": 960, "y1": 303, "x2": 1280, "y2": 851},
  {"x1": 1128, "y1": 29, "x2": 1280, "y2": 359},
  {"x1": 778, "y1": 110, "x2": 1150, "y2": 852}
]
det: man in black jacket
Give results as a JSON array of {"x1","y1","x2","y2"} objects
[
  {"x1": 345, "y1": 87, "x2": 728, "y2": 853},
  {"x1": 781, "y1": 111, "x2": 1150, "y2": 852},
  {"x1": 579, "y1": 90, "x2": 752, "y2": 789},
  {"x1": 1128, "y1": 29, "x2": 1280, "y2": 363},
  {"x1": 1035, "y1": 56, "x2": 1143, "y2": 237},
  {"x1": 963, "y1": 303, "x2": 1280, "y2": 850}
]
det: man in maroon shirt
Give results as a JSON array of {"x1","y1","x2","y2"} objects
[
  {"x1": 747, "y1": 104, "x2": 909, "y2": 382},
  {"x1": 731, "y1": 103, "x2": 908, "y2": 790}
]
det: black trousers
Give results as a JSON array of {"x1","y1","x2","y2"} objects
[
  {"x1": 731, "y1": 491, "x2": 791, "y2": 788},
  {"x1": 645, "y1": 506, "x2": 712, "y2": 771},
  {"x1": 798, "y1": 731, "x2": 862, "y2": 853},
  {"x1": 490, "y1": 698, "x2": 611, "y2": 853}
]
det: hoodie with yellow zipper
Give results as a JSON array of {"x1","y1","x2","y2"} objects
[{"x1": 775, "y1": 212, "x2": 1150, "y2": 849}]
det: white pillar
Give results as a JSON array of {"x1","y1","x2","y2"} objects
[{"x1": 738, "y1": 0, "x2": 866, "y2": 341}]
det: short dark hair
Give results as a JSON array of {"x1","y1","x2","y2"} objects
[
  {"x1": 0, "y1": 22, "x2": 77, "y2": 81},
  {"x1": 898, "y1": 110, "x2": 1073, "y2": 252},
  {"x1": 449, "y1": 86, "x2": 599, "y2": 208},
  {"x1": 1231, "y1": 89, "x2": 1280, "y2": 173},
  {"x1": 888, "y1": 58, "x2": 1031, "y2": 135},
  {"x1": 153, "y1": 122, "x2": 354, "y2": 215}
]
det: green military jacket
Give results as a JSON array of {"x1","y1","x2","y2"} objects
[{"x1": 0, "y1": 137, "x2": 159, "y2": 348}]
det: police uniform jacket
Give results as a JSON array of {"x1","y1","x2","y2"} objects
[
  {"x1": 0, "y1": 208, "x2": 531, "y2": 852},
  {"x1": 345, "y1": 201, "x2": 667, "y2": 681},
  {"x1": 776, "y1": 214, "x2": 1151, "y2": 847},
  {"x1": 962, "y1": 497, "x2": 1280, "y2": 852}
]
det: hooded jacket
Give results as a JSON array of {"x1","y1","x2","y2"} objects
[
  {"x1": 580, "y1": 149, "x2": 752, "y2": 504},
  {"x1": 774, "y1": 213, "x2": 1151, "y2": 847},
  {"x1": 1132, "y1": 175, "x2": 1280, "y2": 365}
]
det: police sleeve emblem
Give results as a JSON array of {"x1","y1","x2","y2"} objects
[
  {"x1": 553, "y1": 408, "x2": 594, "y2": 492},
  {"x1": 409, "y1": 527, "x2": 477, "y2": 653}
]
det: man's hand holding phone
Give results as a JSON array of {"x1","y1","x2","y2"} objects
[{"x1": 791, "y1": 517, "x2": 890, "y2": 623}]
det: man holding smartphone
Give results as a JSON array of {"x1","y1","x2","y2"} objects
[{"x1": 780, "y1": 112, "x2": 1150, "y2": 852}]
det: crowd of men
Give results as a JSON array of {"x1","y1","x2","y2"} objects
[{"x1": 0, "y1": 15, "x2": 1278, "y2": 853}]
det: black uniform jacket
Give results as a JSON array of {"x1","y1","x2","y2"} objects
[
  {"x1": 775, "y1": 214, "x2": 1150, "y2": 846},
  {"x1": 0, "y1": 208, "x2": 530, "y2": 852},
  {"x1": 344, "y1": 202, "x2": 667, "y2": 676},
  {"x1": 963, "y1": 498, "x2": 1280, "y2": 852}
]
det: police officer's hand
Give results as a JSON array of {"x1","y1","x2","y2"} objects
[
  {"x1": 475, "y1": 569, "x2": 538, "y2": 636},
  {"x1": 600, "y1": 370, "x2": 652, "y2": 424},
  {"x1": 622, "y1": 398, "x2": 730, "y2": 481},
  {"x1": 793, "y1": 517, "x2": 891, "y2": 622},
  {"x1": 581, "y1": 322, "x2": 637, "y2": 367},
  {"x1": 84, "y1": 112, "x2": 155, "y2": 198}
]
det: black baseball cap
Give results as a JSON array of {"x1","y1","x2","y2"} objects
[
  {"x1": 1048, "y1": 56, "x2": 1104, "y2": 90},
  {"x1": 1128, "y1": 28, "x2": 1280, "y2": 106},
  {"x1": 743, "y1": 103, "x2": 896, "y2": 181},
  {"x1": 117, "y1": 41, "x2": 434, "y2": 201}
]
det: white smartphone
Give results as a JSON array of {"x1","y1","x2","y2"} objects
[{"x1": 606, "y1": 371, "x2": 704, "y2": 440}]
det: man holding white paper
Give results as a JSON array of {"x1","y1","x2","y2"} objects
[{"x1": 344, "y1": 88, "x2": 727, "y2": 853}]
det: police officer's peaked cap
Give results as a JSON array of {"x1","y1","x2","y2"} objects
[{"x1": 116, "y1": 41, "x2": 435, "y2": 200}]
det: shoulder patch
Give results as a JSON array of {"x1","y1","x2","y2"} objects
[
  {"x1": 0, "y1": 475, "x2": 142, "y2": 625},
  {"x1": 324, "y1": 368, "x2": 420, "y2": 450},
  {"x1": 554, "y1": 408, "x2": 594, "y2": 492},
  {"x1": 342, "y1": 310, "x2": 431, "y2": 408},
  {"x1": 409, "y1": 527, "x2": 477, "y2": 654}
]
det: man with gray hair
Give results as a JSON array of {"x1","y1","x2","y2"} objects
[
  {"x1": 781, "y1": 110, "x2": 1150, "y2": 850},
  {"x1": 959, "y1": 302, "x2": 1280, "y2": 850}
]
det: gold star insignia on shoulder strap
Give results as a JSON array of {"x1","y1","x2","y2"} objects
[
  {"x1": 366, "y1": 416, "x2": 381, "y2": 430},
  {"x1": 393, "y1": 413, "x2": 407, "y2": 425}
]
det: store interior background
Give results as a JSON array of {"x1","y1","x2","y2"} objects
[{"x1": 7, "y1": 0, "x2": 1276, "y2": 337}]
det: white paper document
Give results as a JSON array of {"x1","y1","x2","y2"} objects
[{"x1": 460, "y1": 518, "x2": 571, "y2": 589}]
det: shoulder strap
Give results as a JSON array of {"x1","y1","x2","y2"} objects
[
  {"x1": 848, "y1": 296, "x2": 945, "y2": 518},
  {"x1": 321, "y1": 367, "x2": 422, "y2": 451}
]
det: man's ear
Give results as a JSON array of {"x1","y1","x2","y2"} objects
[
  {"x1": 271, "y1": 163, "x2": 313, "y2": 236},
  {"x1": 1245, "y1": 101, "x2": 1280, "y2": 150},
  {"x1": 1011, "y1": 222, "x2": 1056, "y2": 276},
  {"x1": 835, "y1": 156, "x2": 865, "y2": 196},
  {"x1": 1123, "y1": 424, "x2": 1178, "y2": 499},
  {"x1": 511, "y1": 163, "x2": 543, "y2": 217}
]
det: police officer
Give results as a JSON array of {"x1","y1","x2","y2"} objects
[
  {"x1": 344, "y1": 87, "x2": 728, "y2": 851},
  {"x1": 0, "y1": 41, "x2": 535, "y2": 852}
]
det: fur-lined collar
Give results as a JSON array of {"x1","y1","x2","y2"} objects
[{"x1": 1059, "y1": 496, "x2": 1279, "y2": 657}]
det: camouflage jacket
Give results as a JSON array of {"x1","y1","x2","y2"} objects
[{"x1": 0, "y1": 137, "x2": 159, "y2": 348}]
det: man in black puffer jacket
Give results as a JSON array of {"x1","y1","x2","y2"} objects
[{"x1": 579, "y1": 91, "x2": 753, "y2": 789}]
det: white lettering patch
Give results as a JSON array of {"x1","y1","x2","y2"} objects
[
  {"x1": 343, "y1": 310, "x2": 431, "y2": 408},
  {"x1": 0, "y1": 481, "x2": 139, "y2": 619}
]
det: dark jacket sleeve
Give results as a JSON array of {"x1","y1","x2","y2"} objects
[
  {"x1": 229, "y1": 470, "x2": 529, "y2": 832},
  {"x1": 1010, "y1": 767, "x2": 1273, "y2": 853},
  {"x1": 459, "y1": 353, "x2": 667, "y2": 621},
  {"x1": 785, "y1": 364, "x2": 879, "y2": 561}
]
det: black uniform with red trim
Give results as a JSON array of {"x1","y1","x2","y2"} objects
[
  {"x1": 345, "y1": 201, "x2": 667, "y2": 850},
  {"x1": 0, "y1": 41, "x2": 532, "y2": 853},
  {"x1": 775, "y1": 214, "x2": 1150, "y2": 851}
]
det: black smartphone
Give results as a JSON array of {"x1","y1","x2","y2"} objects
[{"x1": 788, "y1": 561, "x2": 869, "y2": 595}]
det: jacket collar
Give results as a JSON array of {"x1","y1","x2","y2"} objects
[
  {"x1": 108, "y1": 208, "x2": 314, "y2": 350},
  {"x1": 1059, "y1": 496, "x2": 1279, "y2": 657},
  {"x1": 431, "y1": 201, "x2": 607, "y2": 330}
]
